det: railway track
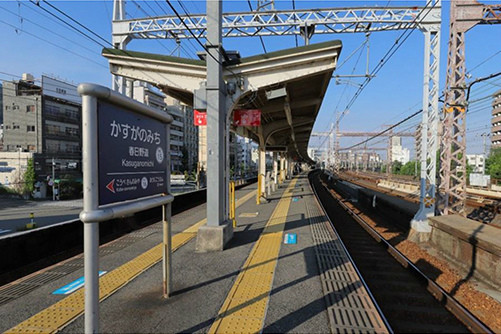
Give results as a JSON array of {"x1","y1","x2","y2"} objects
[
  {"x1": 339, "y1": 170, "x2": 501, "y2": 225},
  {"x1": 309, "y1": 170, "x2": 492, "y2": 333}
]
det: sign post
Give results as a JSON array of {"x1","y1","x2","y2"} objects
[{"x1": 78, "y1": 83, "x2": 173, "y2": 333}]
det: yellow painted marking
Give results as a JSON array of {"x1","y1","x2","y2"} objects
[
  {"x1": 209, "y1": 178, "x2": 298, "y2": 334},
  {"x1": 5, "y1": 189, "x2": 256, "y2": 334}
]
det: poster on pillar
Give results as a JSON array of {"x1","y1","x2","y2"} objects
[
  {"x1": 194, "y1": 110, "x2": 207, "y2": 126},
  {"x1": 233, "y1": 109, "x2": 261, "y2": 126}
]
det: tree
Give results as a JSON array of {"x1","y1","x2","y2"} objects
[
  {"x1": 391, "y1": 160, "x2": 403, "y2": 174},
  {"x1": 400, "y1": 160, "x2": 420, "y2": 176},
  {"x1": 486, "y1": 148, "x2": 501, "y2": 180},
  {"x1": 23, "y1": 158, "x2": 36, "y2": 196}
]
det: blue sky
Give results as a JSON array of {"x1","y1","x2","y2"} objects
[{"x1": 1, "y1": 0, "x2": 500, "y2": 157}]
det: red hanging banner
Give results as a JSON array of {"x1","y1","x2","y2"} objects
[
  {"x1": 194, "y1": 110, "x2": 207, "y2": 126},
  {"x1": 233, "y1": 109, "x2": 261, "y2": 126}
]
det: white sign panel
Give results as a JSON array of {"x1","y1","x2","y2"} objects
[{"x1": 42, "y1": 75, "x2": 81, "y2": 105}]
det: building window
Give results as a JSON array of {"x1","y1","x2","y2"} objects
[
  {"x1": 13, "y1": 125, "x2": 20, "y2": 129},
  {"x1": 26, "y1": 105, "x2": 36, "y2": 112},
  {"x1": 27, "y1": 125, "x2": 35, "y2": 132}
]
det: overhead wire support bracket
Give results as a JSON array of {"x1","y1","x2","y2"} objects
[{"x1": 112, "y1": 6, "x2": 442, "y2": 41}]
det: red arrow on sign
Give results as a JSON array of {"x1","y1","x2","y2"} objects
[{"x1": 106, "y1": 179, "x2": 116, "y2": 193}]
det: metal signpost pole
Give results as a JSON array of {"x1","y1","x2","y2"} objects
[
  {"x1": 81, "y1": 94, "x2": 100, "y2": 334},
  {"x1": 163, "y1": 122, "x2": 172, "y2": 298}
]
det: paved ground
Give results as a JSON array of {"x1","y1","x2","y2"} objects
[
  {"x1": 0, "y1": 185, "x2": 196, "y2": 236},
  {"x1": 1, "y1": 179, "x2": 333, "y2": 334},
  {"x1": 0, "y1": 197, "x2": 82, "y2": 235}
]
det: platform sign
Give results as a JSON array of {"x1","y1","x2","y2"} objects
[
  {"x1": 194, "y1": 110, "x2": 207, "y2": 126},
  {"x1": 52, "y1": 271, "x2": 107, "y2": 295},
  {"x1": 284, "y1": 233, "x2": 297, "y2": 244},
  {"x1": 98, "y1": 101, "x2": 167, "y2": 206},
  {"x1": 233, "y1": 109, "x2": 261, "y2": 126}
]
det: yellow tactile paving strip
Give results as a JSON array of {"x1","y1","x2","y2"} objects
[
  {"x1": 5, "y1": 189, "x2": 256, "y2": 334},
  {"x1": 209, "y1": 178, "x2": 298, "y2": 334}
]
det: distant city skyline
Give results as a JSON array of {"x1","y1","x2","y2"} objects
[{"x1": 0, "y1": 1, "x2": 499, "y2": 157}]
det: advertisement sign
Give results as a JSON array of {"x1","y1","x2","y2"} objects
[
  {"x1": 233, "y1": 109, "x2": 261, "y2": 126},
  {"x1": 98, "y1": 101, "x2": 167, "y2": 206},
  {"x1": 194, "y1": 110, "x2": 207, "y2": 126}
]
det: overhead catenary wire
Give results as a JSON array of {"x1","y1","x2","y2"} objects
[
  {"x1": 22, "y1": 0, "x2": 192, "y2": 91},
  {"x1": 41, "y1": 0, "x2": 111, "y2": 47},
  {"x1": 0, "y1": 19, "x2": 109, "y2": 69},
  {"x1": 246, "y1": 0, "x2": 267, "y2": 53},
  {"x1": 316, "y1": 0, "x2": 437, "y2": 152},
  {"x1": 165, "y1": 0, "x2": 240, "y2": 79},
  {"x1": 0, "y1": 5, "x2": 107, "y2": 61}
]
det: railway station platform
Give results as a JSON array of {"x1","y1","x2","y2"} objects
[{"x1": 1, "y1": 175, "x2": 388, "y2": 334}]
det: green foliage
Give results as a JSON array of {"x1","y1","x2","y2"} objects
[
  {"x1": 486, "y1": 148, "x2": 501, "y2": 179},
  {"x1": 391, "y1": 160, "x2": 403, "y2": 174},
  {"x1": 400, "y1": 161, "x2": 420, "y2": 176},
  {"x1": 23, "y1": 158, "x2": 36, "y2": 195}
]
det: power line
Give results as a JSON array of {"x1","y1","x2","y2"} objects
[
  {"x1": 41, "y1": 0, "x2": 111, "y2": 47},
  {"x1": 0, "y1": 19, "x2": 108, "y2": 69},
  {"x1": 246, "y1": 0, "x2": 267, "y2": 53},
  {"x1": 28, "y1": 0, "x2": 109, "y2": 48},
  {"x1": 318, "y1": 0, "x2": 437, "y2": 153},
  {"x1": 0, "y1": 5, "x2": 105, "y2": 60},
  {"x1": 340, "y1": 0, "x2": 436, "y2": 122},
  {"x1": 165, "y1": 0, "x2": 239, "y2": 78},
  {"x1": 341, "y1": 109, "x2": 423, "y2": 151}
]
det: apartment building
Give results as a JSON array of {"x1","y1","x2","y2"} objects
[
  {"x1": 1, "y1": 74, "x2": 82, "y2": 189},
  {"x1": 491, "y1": 89, "x2": 501, "y2": 148}
]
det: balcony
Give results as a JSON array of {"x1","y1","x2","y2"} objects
[
  {"x1": 491, "y1": 134, "x2": 501, "y2": 143},
  {"x1": 492, "y1": 115, "x2": 501, "y2": 124},
  {"x1": 492, "y1": 125, "x2": 501, "y2": 134}
]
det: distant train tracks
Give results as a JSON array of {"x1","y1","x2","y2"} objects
[
  {"x1": 310, "y1": 170, "x2": 493, "y2": 333},
  {"x1": 339, "y1": 170, "x2": 501, "y2": 225}
]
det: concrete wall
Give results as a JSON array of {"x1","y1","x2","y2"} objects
[
  {"x1": 429, "y1": 215, "x2": 501, "y2": 289},
  {"x1": 0, "y1": 151, "x2": 33, "y2": 188}
]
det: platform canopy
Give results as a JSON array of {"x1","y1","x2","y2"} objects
[{"x1": 102, "y1": 40, "x2": 342, "y2": 162}]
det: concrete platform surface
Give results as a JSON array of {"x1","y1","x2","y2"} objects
[{"x1": 2, "y1": 175, "x2": 386, "y2": 334}]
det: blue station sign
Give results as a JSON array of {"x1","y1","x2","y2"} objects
[{"x1": 98, "y1": 101, "x2": 168, "y2": 206}]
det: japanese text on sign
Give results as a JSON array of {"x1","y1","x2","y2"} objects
[{"x1": 109, "y1": 120, "x2": 161, "y2": 144}]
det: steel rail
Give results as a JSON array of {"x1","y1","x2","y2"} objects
[{"x1": 314, "y1": 172, "x2": 493, "y2": 334}]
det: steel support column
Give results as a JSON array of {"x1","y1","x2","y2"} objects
[
  {"x1": 412, "y1": 22, "x2": 441, "y2": 230},
  {"x1": 259, "y1": 147, "x2": 266, "y2": 198},
  {"x1": 206, "y1": 0, "x2": 226, "y2": 227},
  {"x1": 272, "y1": 152, "x2": 278, "y2": 185},
  {"x1": 438, "y1": 0, "x2": 471, "y2": 216},
  {"x1": 112, "y1": 0, "x2": 127, "y2": 94}
]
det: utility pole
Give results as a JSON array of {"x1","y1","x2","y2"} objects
[{"x1": 52, "y1": 157, "x2": 56, "y2": 201}]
